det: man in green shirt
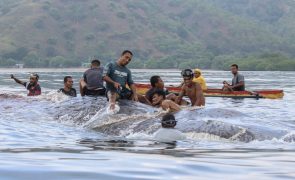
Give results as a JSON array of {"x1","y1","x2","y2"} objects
[{"x1": 103, "y1": 50, "x2": 138, "y2": 111}]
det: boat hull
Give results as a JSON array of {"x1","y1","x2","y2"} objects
[{"x1": 135, "y1": 83, "x2": 284, "y2": 99}]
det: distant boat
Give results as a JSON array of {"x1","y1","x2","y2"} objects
[{"x1": 135, "y1": 83, "x2": 284, "y2": 99}]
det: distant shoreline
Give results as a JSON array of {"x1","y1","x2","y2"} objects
[{"x1": 0, "y1": 68, "x2": 289, "y2": 73}]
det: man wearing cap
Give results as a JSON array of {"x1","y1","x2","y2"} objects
[
  {"x1": 193, "y1": 69, "x2": 207, "y2": 90},
  {"x1": 79, "y1": 59, "x2": 106, "y2": 96},
  {"x1": 10, "y1": 73, "x2": 41, "y2": 96},
  {"x1": 153, "y1": 113, "x2": 186, "y2": 142}
]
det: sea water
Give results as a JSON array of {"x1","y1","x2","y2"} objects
[{"x1": 0, "y1": 68, "x2": 294, "y2": 179}]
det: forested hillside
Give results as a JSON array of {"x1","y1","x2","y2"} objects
[{"x1": 1, "y1": 0, "x2": 295, "y2": 70}]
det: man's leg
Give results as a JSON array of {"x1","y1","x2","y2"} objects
[
  {"x1": 79, "y1": 79, "x2": 87, "y2": 96},
  {"x1": 222, "y1": 85, "x2": 233, "y2": 92},
  {"x1": 107, "y1": 91, "x2": 118, "y2": 110}
]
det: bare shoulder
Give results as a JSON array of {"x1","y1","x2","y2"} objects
[{"x1": 193, "y1": 82, "x2": 202, "y2": 90}]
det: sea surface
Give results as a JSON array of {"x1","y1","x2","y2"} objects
[{"x1": 0, "y1": 68, "x2": 294, "y2": 180}]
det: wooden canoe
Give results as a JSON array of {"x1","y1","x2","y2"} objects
[{"x1": 134, "y1": 83, "x2": 284, "y2": 99}]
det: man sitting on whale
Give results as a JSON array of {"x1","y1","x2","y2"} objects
[
  {"x1": 103, "y1": 50, "x2": 139, "y2": 111},
  {"x1": 80, "y1": 59, "x2": 106, "y2": 96}
]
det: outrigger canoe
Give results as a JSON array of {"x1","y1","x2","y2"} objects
[{"x1": 135, "y1": 83, "x2": 284, "y2": 99}]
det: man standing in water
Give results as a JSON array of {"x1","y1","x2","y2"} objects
[
  {"x1": 176, "y1": 69, "x2": 205, "y2": 106},
  {"x1": 10, "y1": 73, "x2": 41, "y2": 96},
  {"x1": 222, "y1": 64, "x2": 245, "y2": 91},
  {"x1": 58, "y1": 76, "x2": 77, "y2": 97},
  {"x1": 80, "y1": 59, "x2": 105, "y2": 96},
  {"x1": 103, "y1": 50, "x2": 138, "y2": 110}
]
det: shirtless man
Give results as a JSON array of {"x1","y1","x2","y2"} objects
[
  {"x1": 176, "y1": 69, "x2": 205, "y2": 106},
  {"x1": 151, "y1": 90, "x2": 180, "y2": 112}
]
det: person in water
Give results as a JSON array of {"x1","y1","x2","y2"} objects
[
  {"x1": 10, "y1": 73, "x2": 41, "y2": 96},
  {"x1": 176, "y1": 69, "x2": 205, "y2": 106},
  {"x1": 79, "y1": 59, "x2": 106, "y2": 96},
  {"x1": 222, "y1": 64, "x2": 245, "y2": 91},
  {"x1": 58, "y1": 76, "x2": 77, "y2": 97},
  {"x1": 103, "y1": 50, "x2": 139, "y2": 110},
  {"x1": 153, "y1": 113, "x2": 186, "y2": 142},
  {"x1": 192, "y1": 69, "x2": 207, "y2": 90},
  {"x1": 145, "y1": 75, "x2": 177, "y2": 104},
  {"x1": 151, "y1": 90, "x2": 180, "y2": 112}
]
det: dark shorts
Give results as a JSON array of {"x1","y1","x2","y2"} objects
[
  {"x1": 84, "y1": 88, "x2": 106, "y2": 96},
  {"x1": 106, "y1": 88, "x2": 133, "y2": 100}
]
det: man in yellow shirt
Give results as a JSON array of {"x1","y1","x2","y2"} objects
[{"x1": 192, "y1": 69, "x2": 207, "y2": 90}]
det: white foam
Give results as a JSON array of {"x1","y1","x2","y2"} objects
[{"x1": 106, "y1": 104, "x2": 120, "y2": 115}]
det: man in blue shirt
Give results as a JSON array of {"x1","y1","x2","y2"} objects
[{"x1": 103, "y1": 50, "x2": 138, "y2": 110}]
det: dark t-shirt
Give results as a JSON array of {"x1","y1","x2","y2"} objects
[
  {"x1": 24, "y1": 82, "x2": 41, "y2": 96},
  {"x1": 232, "y1": 73, "x2": 245, "y2": 91},
  {"x1": 58, "y1": 88, "x2": 77, "y2": 97},
  {"x1": 145, "y1": 87, "x2": 169, "y2": 102},
  {"x1": 83, "y1": 67, "x2": 104, "y2": 90},
  {"x1": 103, "y1": 62, "x2": 134, "y2": 92}
]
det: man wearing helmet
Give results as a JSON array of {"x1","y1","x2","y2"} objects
[
  {"x1": 10, "y1": 73, "x2": 41, "y2": 96},
  {"x1": 176, "y1": 69, "x2": 205, "y2": 106},
  {"x1": 153, "y1": 113, "x2": 186, "y2": 142}
]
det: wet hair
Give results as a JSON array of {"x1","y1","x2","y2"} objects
[
  {"x1": 121, "y1": 50, "x2": 133, "y2": 56},
  {"x1": 161, "y1": 113, "x2": 177, "y2": 128},
  {"x1": 150, "y1": 75, "x2": 161, "y2": 87},
  {"x1": 231, "y1": 64, "x2": 238, "y2": 69},
  {"x1": 91, "y1": 59, "x2": 100, "y2": 67},
  {"x1": 30, "y1": 73, "x2": 39, "y2": 80},
  {"x1": 64, "y1": 76, "x2": 72, "y2": 83},
  {"x1": 151, "y1": 90, "x2": 166, "y2": 99}
]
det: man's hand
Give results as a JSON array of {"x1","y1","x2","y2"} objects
[
  {"x1": 223, "y1": 81, "x2": 229, "y2": 85},
  {"x1": 113, "y1": 82, "x2": 121, "y2": 90},
  {"x1": 10, "y1": 74, "x2": 14, "y2": 79},
  {"x1": 175, "y1": 96, "x2": 181, "y2": 105}
]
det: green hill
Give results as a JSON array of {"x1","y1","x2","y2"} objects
[{"x1": 1, "y1": 0, "x2": 295, "y2": 70}]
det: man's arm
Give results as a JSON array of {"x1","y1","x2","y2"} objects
[
  {"x1": 176, "y1": 85, "x2": 185, "y2": 105},
  {"x1": 231, "y1": 81, "x2": 244, "y2": 89},
  {"x1": 129, "y1": 83, "x2": 138, "y2": 101},
  {"x1": 103, "y1": 76, "x2": 120, "y2": 89},
  {"x1": 10, "y1": 74, "x2": 25, "y2": 86},
  {"x1": 162, "y1": 100, "x2": 181, "y2": 112},
  {"x1": 194, "y1": 83, "x2": 204, "y2": 106},
  {"x1": 102, "y1": 63, "x2": 120, "y2": 89}
]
